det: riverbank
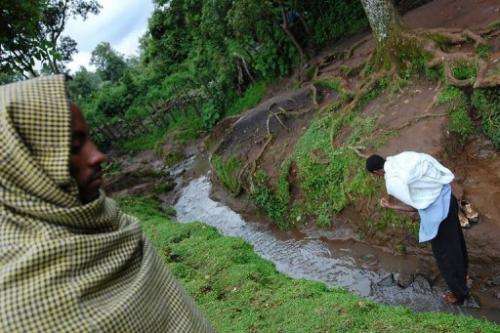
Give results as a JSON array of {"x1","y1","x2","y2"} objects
[{"x1": 119, "y1": 196, "x2": 498, "y2": 332}]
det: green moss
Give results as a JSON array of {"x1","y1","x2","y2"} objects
[
  {"x1": 472, "y1": 88, "x2": 500, "y2": 148},
  {"x1": 427, "y1": 33, "x2": 452, "y2": 51},
  {"x1": 487, "y1": 19, "x2": 500, "y2": 30},
  {"x1": 340, "y1": 65, "x2": 353, "y2": 76},
  {"x1": 373, "y1": 35, "x2": 430, "y2": 79},
  {"x1": 118, "y1": 196, "x2": 499, "y2": 332},
  {"x1": 212, "y1": 155, "x2": 242, "y2": 196}
]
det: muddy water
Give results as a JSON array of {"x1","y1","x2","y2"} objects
[{"x1": 173, "y1": 172, "x2": 498, "y2": 322}]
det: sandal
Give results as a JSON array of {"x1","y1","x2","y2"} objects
[
  {"x1": 458, "y1": 211, "x2": 470, "y2": 229},
  {"x1": 460, "y1": 200, "x2": 479, "y2": 223}
]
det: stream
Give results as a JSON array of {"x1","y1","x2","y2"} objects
[{"x1": 168, "y1": 157, "x2": 499, "y2": 323}]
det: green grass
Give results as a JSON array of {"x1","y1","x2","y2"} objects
[
  {"x1": 227, "y1": 81, "x2": 267, "y2": 116},
  {"x1": 117, "y1": 80, "x2": 266, "y2": 154},
  {"x1": 118, "y1": 196, "x2": 499, "y2": 333},
  {"x1": 289, "y1": 114, "x2": 379, "y2": 226},
  {"x1": 212, "y1": 154, "x2": 242, "y2": 196},
  {"x1": 437, "y1": 86, "x2": 475, "y2": 143},
  {"x1": 476, "y1": 44, "x2": 492, "y2": 59},
  {"x1": 450, "y1": 60, "x2": 477, "y2": 81}
]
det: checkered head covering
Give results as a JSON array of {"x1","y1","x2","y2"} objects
[{"x1": 0, "y1": 75, "x2": 214, "y2": 332}]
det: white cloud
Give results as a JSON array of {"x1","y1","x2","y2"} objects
[
  {"x1": 66, "y1": 52, "x2": 93, "y2": 73},
  {"x1": 64, "y1": 0, "x2": 154, "y2": 73}
]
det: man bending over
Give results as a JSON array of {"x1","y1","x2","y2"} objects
[{"x1": 366, "y1": 152, "x2": 468, "y2": 305}]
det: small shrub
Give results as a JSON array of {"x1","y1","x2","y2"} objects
[
  {"x1": 449, "y1": 107, "x2": 475, "y2": 141},
  {"x1": 314, "y1": 78, "x2": 352, "y2": 102}
]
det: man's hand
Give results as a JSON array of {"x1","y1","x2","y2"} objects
[
  {"x1": 379, "y1": 196, "x2": 417, "y2": 212},
  {"x1": 380, "y1": 197, "x2": 391, "y2": 208}
]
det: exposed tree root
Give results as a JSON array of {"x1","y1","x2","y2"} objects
[
  {"x1": 236, "y1": 100, "x2": 319, "y2": 192},
  {"x1": 309, "y1": 84, "x2": 319, "y2": 107},
  {"x1": 413, "y1": 26, "x2": 500, "y2": 88},
  {"x1": 346, "y1": 37, "x2": 370, "y2": 59},
  {"x1": 344, "y1": 68, "x2": 393, "y2": 114},
  {"x1": 347, "y1": 145, "x2": 369, "y2": 158},
  {"x1": 388, "y1": 112, "x2": 448, "y2": 132}
]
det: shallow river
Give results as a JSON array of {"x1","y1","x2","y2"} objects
[{"x1": 167, "y1": 155, "x2": 498, "y2": 322}]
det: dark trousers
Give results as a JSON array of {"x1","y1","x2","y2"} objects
[{"x1": 430, "y1": 195, "x2": 469, "y2": 302}]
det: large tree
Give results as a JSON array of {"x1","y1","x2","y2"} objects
[
  {"x1": 0, "y1": 0, "x2": 101, "y2": 79},
  {"x1": 360, "y1": 0, "x2": 401, "y2": 46}
]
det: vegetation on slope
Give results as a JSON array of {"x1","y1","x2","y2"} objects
[
  {"x1": 119, "y1": 196, "x2": 499, "y2": 332},
  {"x1": 67, "y1": 1, "x2": 368, "y2": 150}
]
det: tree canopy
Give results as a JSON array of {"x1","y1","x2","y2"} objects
[{"x1": 0, "y1": 0, "x2": 101, "y2": 78}]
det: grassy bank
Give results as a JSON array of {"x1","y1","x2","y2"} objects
[{"x1": 119, "y1": 196, "x2": 498, "y2": 333}]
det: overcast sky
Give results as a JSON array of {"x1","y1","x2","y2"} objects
[{"x1": 64, "y1": 0, "x2": 155, "y2": 73}]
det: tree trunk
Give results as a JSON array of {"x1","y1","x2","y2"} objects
[{"x1": 360, "y1": 0, "x2": 402, "y2": 46}]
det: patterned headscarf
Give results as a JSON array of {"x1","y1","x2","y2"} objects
[{"x1": 0, "y1": 75, "x2": 214, "y2": 332}]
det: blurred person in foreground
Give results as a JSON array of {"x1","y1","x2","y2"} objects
[{"x1": 0, "y1": 75, "x2": 214, "y2": 332}]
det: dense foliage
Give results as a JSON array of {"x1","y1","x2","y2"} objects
[
  {"x1": 0, "y1": 0, "x2": 100, "y2": 78},
  {"x1": 69, "y1": 0, "x2": 368, "y2": 147}
]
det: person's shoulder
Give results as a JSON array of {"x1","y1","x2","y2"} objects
[{"x1": 387, "y1": 151, "x2": 423, "y2": 164}]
